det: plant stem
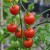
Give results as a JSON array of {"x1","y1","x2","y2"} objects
[
  {"x1": 39, "y1": 44, "x2": 44, "y2": 50},
  {"x1": 20, "y1": 0, "x2": 27, "y2": 12},
  {"x1": 28, "y1": 48, "x2": 31, "y2": 50},
  {"x1": 33, "y1": 21, "x2": 50, "y2": 29},
  {"x1": 19, "y1": 0, "x2": 22, "y2": 32},
  {"x1": 0, "y1": 33, "x2": 8, "y2": 43},
  {"x1": 40, "y1": 9, "x2": 50, "y2": 16},
  {"x1": 19, "y1": 0, "x2": 24, "y2": 49},
  {"x1": 18, "y1": 23, "x2": 20, "y2": 27}
]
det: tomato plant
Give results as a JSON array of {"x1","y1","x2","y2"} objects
[{"x1": 0, "y1": 0, "x2": 50, "y2": 50}]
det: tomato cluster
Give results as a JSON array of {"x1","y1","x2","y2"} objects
[{"x1": 7, "y1": 2, "x2": 35, "y2": 48}]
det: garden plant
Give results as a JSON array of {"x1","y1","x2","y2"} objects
[{"x1": 0, "y1": 0, "x2": 50, "y2": 50}]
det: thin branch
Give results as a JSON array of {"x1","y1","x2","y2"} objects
[
  {"x1": 18, "y1": 23, "x2": 20, "y2": 27},
  {"x1": 19, "y1": 0, "x2": 22, "y2": 31},
  {"x1": 20, "y1": 0, "x2": 28, "y2": 12},
  {"x1": 40, "y1": 9, "x2": 50, "y2": 16},
  {"x1": 0, "y1": 33, "x2": 8, "y2": 43},
  {"x1": 39, "y1": 45, "x2": 44, "y2": 50},
  {"x1": 33, "y1": 21, "x2": 50, "y2": 29}
]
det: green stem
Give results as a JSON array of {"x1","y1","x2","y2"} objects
[
  {"x1": 39, "y1": 44, "x2": 44, "y2": 50},
  {"x1": 19, "y1": 0, "x2": 24, "y2": 49},
  {"x1": 19, "y1": 11, "x2": 22, "y2": 29},
  {"x1": 33, "y1": 21, "x2": 50, "y2": 29},
  {"x1": 19, "y1": 0, "x2": 22, "y2": 32},
  {"x1": 18, "y1": 23, "x2": 20, "y2": 27},
  {"x1": 40, "y1": 9, "x2": 50, "y2": 16},
  {"x1": 20, "y1": 0, "x2": 27, "y2": 12},
  {"x1": 28, "y1": 48, "x2": 31, "y2": 50},
  {"x1": 0, "y1": 33, "x2": 8, "y2": 43}
]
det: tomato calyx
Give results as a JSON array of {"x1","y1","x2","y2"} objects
[{"x1": 25, "y1": 12, "x2": 30, "y2": 16}]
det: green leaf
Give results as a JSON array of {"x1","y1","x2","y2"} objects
[
  {"x1": 0, "y1": 34, "x2": 3, "y2": 40},
  {"x1": 11, "y1": 41, "x2": 20, "y2": 48},
  {"x1": 9, "y1": 36, "x2": 17, "y2": 44},
  {"x1": 35, "y1": 14, "x2": 41, "y2": 20},
  {"x1": 0, "y1": 29, "x2": 4, "y2": 35},
  {"x1": 7, "y1": 46, "x2": 14, "y2": 50},
  {"x1": 22, "y1": 0, "x2": 28, "y2": 3},
  {"x1": 28, "y1": 3, "x2": 34, "y2": 11},
  {"x1": 0, "y1": 28, "x2": 4, "y2": 40}
]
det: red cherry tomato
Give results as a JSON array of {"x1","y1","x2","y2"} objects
[
  {"x1": 23, "y1": 38, "x2": 33, "y2": 48},
  {"x1": 15, "y1": 29, "x2": 24, "y2": 38},
  {"x1": 24, "y1": 13, "x2": 35, "y2": 25},
  {"x1": 10, "y1": 5, "x2": 20, "y2": 15},
  {"x1": 7, "y1": 23, "x2": 17, "y2": 33},
  {"x1": 24, "y1": 28, "x2": 35, "y2": 38}
]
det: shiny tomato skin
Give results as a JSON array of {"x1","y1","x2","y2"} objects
[
  {"x1": 23, "y1": 38, "x2": 33, "y2": 48},
  {"x1": 7, "y1": 23, "x2": 17, "y2": 33},
  {"x1": 10, "y1": 5, "x2": 20, "y2": 15},
  {"x1": 24, "y1": 28, "x2": 35, "y2": 38},
  {"x1": 24, "y1": 13, "x2": 35, "y2": 25},
  {"x1": 15, "y1": 29, "x2": 23, "y2": 38}
]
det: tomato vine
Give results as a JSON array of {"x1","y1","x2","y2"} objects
[{"x1": 0, "y1": 0, "x2": 50, "y2": 50}]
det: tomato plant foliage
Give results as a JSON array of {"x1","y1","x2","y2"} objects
[{"x1": 0, "y1": 0, "x2": 50, "y2": 50}]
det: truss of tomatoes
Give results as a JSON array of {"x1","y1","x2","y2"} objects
[{"x1": 7, "y1": 4, "x2": 35, "y2": 48}]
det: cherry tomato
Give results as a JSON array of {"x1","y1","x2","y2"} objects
[
  {"x1": 23, "y1": 38, "x2": 33, "y2": 48},
  {"x1": 7, "y1": 0, "x2": 12, "y2": 2},
  {"x1": 15, "y1": 29, "x2": 24, "y2": 38},
  {"x1": 10, "y1": 5, "x2": 20, "y2": 15},
  {"x1": 24, "y1": 13, "x2": 35, "y2": 25},
  {"x1": 24, "y1": 28, "x2": 35, "y2": 38},
  {"x1": 7, "y1": 23, "x2": 17, "y2": 33}
]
